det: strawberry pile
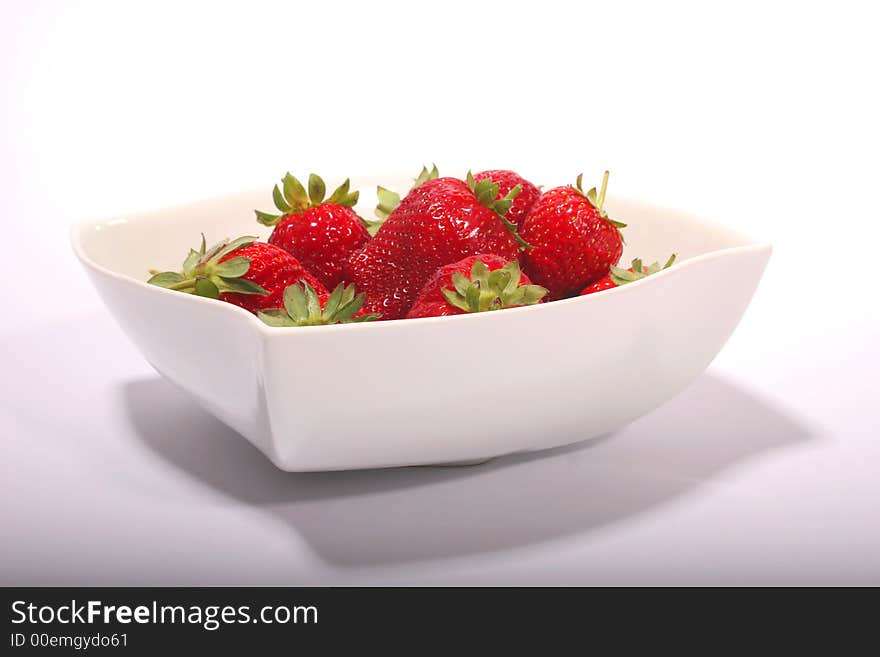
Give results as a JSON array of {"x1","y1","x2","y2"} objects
[{"x1": 148, "y1": 168, "x2": 676, "y2": 326}]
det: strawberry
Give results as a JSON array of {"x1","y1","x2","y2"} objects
[
  {"x1": 406, "y1": 255, "x2": 547, "y2": 319},
  {"x1": 374, "y1": 166, "x2": 540, "y2": 227},
  {"x1": 350, "y1": 172, "x2": 529, "y2": 320},
  {"x1": 580, "y1": 255, "x2": 677, "y2": 296},
  {"x1": 148, "y1": 235, "x2": 328, "y2": 313},
  {"x1": 374, "y1": 164, "x2": 440, "y2": 220},
  {"x1": 577, "y1": 275, "x2": 617, "y2": 296},
  {"x1": 520, "y1": 171, "x2": 626, "y2": 300},
  {"x1": 258, "y1": 281, "x2": 380, "y2": 327},
  {"x1": 255, "y1": 173, "x2": 370, "y2": 289},
  {"x1": 473, "y1": 170, "x2": 542, "y2": 226}
]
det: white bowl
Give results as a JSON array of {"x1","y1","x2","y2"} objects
[{"x1": 72, "y1": 175, "x2": 771, "y2": 471}]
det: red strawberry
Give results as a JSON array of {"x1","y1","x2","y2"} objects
[
  {"x1": 580, "y1": 255, "x2": 677, "y2": 296},
  {"x1": 350, "y1": 172, "x2": 529, "y2": 320},
  {"x1": 374, "y1": 166, "x2": 540, "y2": 227},
  {"x1": 473, "y1": 170, "x2": 542, "y2": 226},
  {"x1": 148, "y1": 236, "x2": 328, "y2": 313},
  {"x1": 520, "y1": 171, "x2": 626, "y2": 300},
  {"x1": 406, "y1": 255, "x2": 547, "y2": 319},
  {"x1": 578, "y1": 276, "x2": 617, "y2": 296},
  {"x1": 256, "y1": 173, "x2": 370, "y2": 289},
  {"x1": 219, "y1": 241, "x2": 328, "y2": 312},
  {"x1": 374, "y1": 164, "x2": 440, "y2": 220},
  {"x1": 257, "y1": 281, "x2": 380, "y2": 327}
]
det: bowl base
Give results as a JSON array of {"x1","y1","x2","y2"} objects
[{"x1": 422, "y1": 457, "x2": 496, "y2": 468}]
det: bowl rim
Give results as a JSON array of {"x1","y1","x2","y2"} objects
[{"x1": 70, "y1": 190, "x2": 773, "y2": 336}]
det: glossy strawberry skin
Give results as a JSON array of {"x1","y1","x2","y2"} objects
[
  {"x1": 219, "y1": 242, "x2": 328, "y2": 313},
  {"x1": 579, "y1": 276, "x2": 617, "y2": 296},
  {"x1": 520, "y1": 186, "x2": 623, "y2": 300},
  {"x1": 579, "y1": 264, "x2": 658, "y2": 296},
  {"x1": 473, "y1": 170, "x2": 542, "y2": 226},
  {"x1": 267, "y1": 204, "x2": 369, "y2": 289},
  {"x1": 405, "y1": 299, "x2": 463, "y2": 319},
  {"x1": 406, "y1": 254, "x2": 535, "y2": 319},
  {"x1": 348, "y1": 177, "x2": 521, "y2": 320}
]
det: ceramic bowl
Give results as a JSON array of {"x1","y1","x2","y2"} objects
[{"x1": 72, "y1": 175, "x2": 771, "y2": 471}]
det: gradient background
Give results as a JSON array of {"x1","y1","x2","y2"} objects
[{"x1": 2, "y1": 0, "x2": 878, "y2": 584}]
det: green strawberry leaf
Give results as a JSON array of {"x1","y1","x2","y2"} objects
[
  {"x1": 217, "y1": 277, "x2": 268, "y2": 295},
  {"x1": 213, "y1": 256, "x2": 250, "y2": 278},
  {"x1": 493, "y1": 198, "x2": 512, "y2": 216},
  {"x1": 339, "y1": 191, "x2": 359, "y2": 208},
  {"x1": 326, "y1": 178, "x2": 351, "y2": 205},
  {"x1": 520, "y1": 285, "x2": 548, "y2": 304},
  {"x1": 272, "y1": 185, "x2": 292, "y2": 213},
  {"x1": 148, "y1": 271, "x2": 184, "y2": 288},
  {"x1": 305, "y1": 282, "x2": 321, "y2": 318},
  {"x1": 414, "y1": 164, "x2": 439, "y2": 188},
  {"x1": 334, "y1": 292, "x2": 366, "y2": 323},
  {"x1": 470, "y1": 259, "x2": 490, "y2": 286},
  {"x1": 322, "y1": 282, "x2": 345, "y2": 319},
  {"x1": 202, "y1": 238, "x2": 228, "y2": 263},
  {"x1": 257, "y1": 309, "x2": 296, "y2": 327},
  {"x1": 465, "y1": 283, "x2": 481, "y2": 312},
  {"x1": 488, "y1": 267, "x2": 511, "y2": 293},
  {"x1": 501, "y1": 261, "x2": 521, "y2": 294},
  {"x1": 338, "y1": 282, "x2": 356, "y2": 308},
  {"x1": 182, "y1": 248, "x2": 202, "y2": 272},
  {"x1": 282, "y1": 173, "x2": 309, "y2": 211},
  {"x1": 194, "y1": 278, "x2": 220, "y2": 299},
  {"x1": 255, "y1": 209, "x2": 282, "y2": 226},
  {"x1": 308, "y1": 174, "x2": 326, "y2": 205},
  {"x1": 442, "y1": 287, "x2": 470, "y2": 312},
  {"x1": 375, "y1": 186, "x2": 401, "y2": 220},
  {"x1": 363, "y1": 219, "x2": 385, "y2": 236},
  {"x1": 214, "y1": 236, "x2": 258, "y2": 261},
  {"x1": 451, "y1": 271, "x2": 471, "y2": 296},
  {"x1": 283, "y1": 283, "x2": 308, "y2": 321}
]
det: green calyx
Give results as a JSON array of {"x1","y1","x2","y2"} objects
[
  {"x1": 374, "y1": 187, "x2": 401, "y2": 221},
  {"x1": 362, "y1": 218, "x2": 385, "y2": 237},
  {"x1": 147, "y1": 235, "x2": 268, "y2": 299},
  {"x1": 574, "y1": 170, "x2": 627, "y2": 233},
  {"x1": 375, "y1": 164, "x2": 440, "y2": 220},
  {"x1": 256, "y1": 173, "x2": 359, "y2": 226},
  {"x1": 441, "y1": 259, "x2": 548, "y2": 313},
  {"x1": 465, "y1": 171, "x2": 532, "y2": 250},
  {"x1": 257, "y1": 281, "x2": 380, "y2": 327},
  {"x1": 609, "y1": 254, "x2": 677, "y2": 286}
]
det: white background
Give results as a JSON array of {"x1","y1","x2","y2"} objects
[{"x1": 2, "y1": 0, "x2": 878, "y2": 584}]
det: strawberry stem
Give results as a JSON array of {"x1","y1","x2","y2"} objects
[
  {"x1": 498, "y1": 213, "x2": 533, "y2": 250},
  {"x1": 167, "y1": 278, "x2": 195, "y2": 292}
]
